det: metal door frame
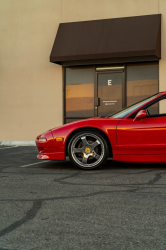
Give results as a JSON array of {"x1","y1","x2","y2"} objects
[{"x1": 94, "y1": 67, "x2": 126, "y2": 117}]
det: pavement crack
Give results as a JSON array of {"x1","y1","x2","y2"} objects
[
  {"x1": 147, "y1": 173, "x2": 162, "y2": 185},
  {"x1": 54, "y1": 171, "x2": 81, "y2": 183},
  {"x1": 0, "y1": 200, "x2": 42, "y2": 237}
]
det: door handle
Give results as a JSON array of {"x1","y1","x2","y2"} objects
[{"x1": 95, "y1": 97, "x2": 100, "y2": 107}]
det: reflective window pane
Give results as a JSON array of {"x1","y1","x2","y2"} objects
[
  {"x1": 127, "y1": 62, "x2": 159, "y2": 107},
  {"x1": 66, "y1": 67, "x2": 95, "y2": 117},
  {"x1": 148, "y1": 102, "x2": 159, "y2": 115},
  {"x1": 147, "y1": 99, "x2": 166, "y2": 115}
]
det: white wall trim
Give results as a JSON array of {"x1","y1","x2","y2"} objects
[{"x1": 0, "y1": 141, "x2": 36, "y2": 146}]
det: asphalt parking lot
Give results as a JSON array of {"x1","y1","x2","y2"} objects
[{"x1": 1, "y1": 146, "x2": 166, "y2": 250}]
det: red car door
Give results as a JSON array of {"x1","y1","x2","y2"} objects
[{"x1": 117, "y1": 116, "x2": 166, "y2": 155}]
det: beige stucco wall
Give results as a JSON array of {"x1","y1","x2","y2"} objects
[
  {"x1": 62, "y1": 0, "x2": 158, "y2": 22},
  {"x1": 159, "y1": 0, "x2": 166, "y2": 113},
  {"x1": 0, "y1": 0, "x2": 63, "y2": 140},
  {"x1": 0, "y1": 0, "x2": 165, "y2": 141}
]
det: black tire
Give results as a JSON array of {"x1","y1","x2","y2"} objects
[{"x1": 68, "y1": 130, "x2": 109, "y2": 170}]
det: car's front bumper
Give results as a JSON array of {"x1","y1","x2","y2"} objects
[
  {"x1": 35, "y1": 131, "x2": 65, "y2": 161},
  {"x1": 37, "y1": 148, "x2": 65, "y2": 160}
]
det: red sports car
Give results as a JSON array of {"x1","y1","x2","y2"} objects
[{"x1": 36, "y1": 92, "x2": 166, "y2": 169}]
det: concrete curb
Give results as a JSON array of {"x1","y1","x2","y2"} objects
[{"x1": 0, "y1": 141, "x2": 36, "y2": 146}]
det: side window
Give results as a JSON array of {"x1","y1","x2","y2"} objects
[{"x1": 147, "y1": 99, "x2": 166, "y2": 116}]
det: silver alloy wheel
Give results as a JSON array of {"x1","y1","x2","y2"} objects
[{"x1": 71, "y1": 133, "x2": 105, "y2": 168}]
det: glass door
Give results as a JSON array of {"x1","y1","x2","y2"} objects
[{"x1": 95, "y1": 70, "x2": 124, "y2": 117}]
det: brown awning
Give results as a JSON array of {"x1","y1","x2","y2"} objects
[{"x1": 50, "y1": 14, "x2": 161, "y2": 65}]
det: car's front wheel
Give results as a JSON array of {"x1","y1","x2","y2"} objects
[{"x1": 68, "y1": 130, "x2": 109, "y2": 170}]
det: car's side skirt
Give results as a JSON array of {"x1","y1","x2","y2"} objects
[{"x1": 113, "y1": 154, "x2": 166, "y2": 163}]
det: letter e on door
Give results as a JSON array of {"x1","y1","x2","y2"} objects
[{"x1": 108, "y1": 80, "x2": 112, "y2": 85}]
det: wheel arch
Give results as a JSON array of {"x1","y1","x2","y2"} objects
[{"x1": 65, "y1": 127, "x2": 113, "y2": 158}]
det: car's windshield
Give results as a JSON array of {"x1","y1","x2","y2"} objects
[{"x1": 108, "y1": 93, "x2": 162, "y2": 118}]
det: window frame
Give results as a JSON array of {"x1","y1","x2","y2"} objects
[{"x1": 63, "y1": 66, "x2": 95, "y2": 124}]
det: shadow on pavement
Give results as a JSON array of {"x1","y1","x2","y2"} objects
[{"x1": 39, "y1": 158, "x2": 166, "y2": 171}]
